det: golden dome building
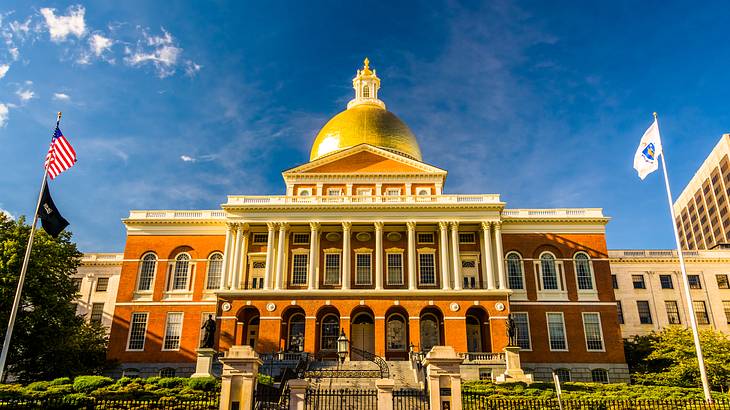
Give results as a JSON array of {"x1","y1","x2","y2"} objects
[{"x1": 107, "y1": 59, "x2": 628, "y2": 384}]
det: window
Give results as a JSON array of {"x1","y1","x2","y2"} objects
[
  {"x1": 288, "y1": 314, "x2": 305, "y2": 352},
  {"x1": 547, "y1": 313, "x2": 567, "y2": 351},
  {"x1": 127, "y1": 312, "x2": 148, "y2": 351},
  {"x1": 95, "y1": 277, "x2": 109, "y2": 292},
  {"x1": 90, "y1": 303, "x2": 104, "y2": 324},
  {"x1": 324, "y1": 253, "x2": 341, "y2": 285},
  {"x1": 717, "y1": 274, "x2": 730, "y2": 289},
  {"x1": 385, "y1": 188, "x2": 401, "y2": 197},
  {"x1": 665, "y1": 300, "x2": 681, "y2": 324},
  {"x1": 292, "y1": 233, "x2": 310, "y2": 245},
  {"x1": 291, "y1": 254, "x2": 309, "y2": 285},
  {"x1": 206, "y1": 253, "x2": 223, "y2": 289},
  {"x1": 72, "y1": 277, "x2": 82, "y2": 291},
  {"x1": 297, "y1": 188, "x2": 311, "y2": 196},
  {"x1": 250, "y1": 261, "x2": 265, "y2": 289},
  {"x1": 611, "y1": 275, "x2": 618, "y2": 289},
  {"x1": 159, "y1": 368, "x2": 176, "y2": 377},
  {"x1": 418, "y1": 253, "x2": 436, "y2": 285},
  {"x1": 355, "y1": 253, "x2": 372, "y2": 285},
  {"x1": 163, "y1": 312, "x2": 184, "y2": 350},
  {"x1": 659, "y1": 274, "x2": 673, "y2": 289},
  {"x1": 583, "y1": 313, "x2": 604, "y2": 351},
  {"x1": 386, "y1": 314, "x2": 406, "y2": 351},
  {"x1": 723, "y1": 301, "x2": 730, "y2": 324},
  {"x1": 362, "y1": 84, "x2": 370, "y2": 98},
  {"x1": 574, "y1": 253, "x2": 593, "y2": 290},
  {"x1": 356, "y1": 188, "x2": 372, "y2": 196},
  {"x1": 541, "y1": 253, "x2": 559, "y2": 290},
  {"x1": 462, "y1": 260, "x2": 477, "y2": 289},
  {"x1": 327, "y1": 188, "x2": 342, "y2": 196},
  {"x1": 386, "y1": 253, "x2": 404, "y2": 285},
  {"x1": 320, "y1": 315, "x2": 340, "y2": 350},
  {"x1": 512, "y1": 313, "x2": 531, "y2": 350},
  {"x1": 506, "y1": 253, "x2": 524, "y2": 290},
  {"x1": 591, "y1": 369, "x2": 609, "y2": 383},
  {"x1": 637, "y1": 301, "x2": 653, "y2": 324},
  {"x1": 616, "y1": 301, "x2": 624, "y2": 324},
  {"x1": 478, "y1": 369, "x2": 491, "y2": 381},
  {"x1": 137, "y1": 253, "x2": 157, "y2": 291},
  {"x1": 688, "y1": 275, "x2": 702, "y2": 289},
  {"x1": 122, "y1": 368, "x2": 140, "y2": 378},
  {"x1": 252, "y1": 233, "x2": 268, "y2": 244},
  {"x1": 417, "y1": 233, "x2": 434, "y2": 244},
  {"x1": 555, "y1": 368, "x2": 571, "y2": 383},
  {"x1": 459, "y1": 232, "x2": 475, "y2": 244},
  {"x1": 171, "y1": 253, "x2": 190, "y2": 291},
  {"x1": 693, "y1": 301, "x2": 710, "y2": 325},
  {"x1": 419, "y1": 314, "x2": 440, "y2": 351},
  {"x1": 632, "y1": 275, "x2": 646, "y2": 289}
]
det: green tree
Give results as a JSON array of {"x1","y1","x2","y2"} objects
[
  {"x1": 632, "y1": 326, "x2": 730, "y2": 391},
  {"x1": 0, "y1": 213, "x2": 110, "y2": 382}
]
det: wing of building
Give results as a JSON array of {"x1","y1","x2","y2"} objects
[{"x1": 107, "y1": 59, "x2": 628, "y2": 383}]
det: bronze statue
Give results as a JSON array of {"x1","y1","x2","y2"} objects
[
  {"x1": 506, "y1": 313, "x2": 518, "y2": 347},
  {"x1": 201, "y1": 314, "x2": 217, "y2": 348}
]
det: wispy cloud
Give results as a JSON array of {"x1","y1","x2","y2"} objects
[
  {"x1": 184, "y1": 60, "x2": 201, "y2": 77},
  {"x1": 124, "y1": 27, "x2": 182, "y2": 78},
  {"x1": 39, "y1": 5, "x2": 86, "y2": 42},
  {"x1": 15, "y1": 87, "x2": 34, "y2": 102},
  {"x1": 0, "y1": 103, "x2": 8, "y2": 127},
  {"x1": 0, "y1": 64, "x2": 8, "y2": 79},
  {"x1": 53, "y1": 92, "x2": 70, "y2": 101},
  {"x1": 180, "y1": 154, "x2": 216, "y2": 163},
  {"x1": 89, "y1": 33, "x2": 112, "y2": 56}
]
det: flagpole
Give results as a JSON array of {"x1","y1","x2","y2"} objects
[
  {"x1": 0, "y1": 112, "x2": 61, "y2": 382},
  {"x1": 655, "y1": 112, "x2": 712, "y2": 402}
]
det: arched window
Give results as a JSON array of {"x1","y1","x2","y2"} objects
[
  {"x1": 540, "y1": 253, "x2": 558, "y2": 290},
  {"x1": 171, "y1": 253, "x2": 191, "y2": 291},
  {"x1": 320, "y1": 314, "x2": 340, "y2": 351},
  {"x1": 419, "y1": 314, "x2": 440, "y2": 352},
  {"x1": 363, "y1": 85, "x2": 370, "y2": 98},
  {"x1": 506, "y1": 252, "x2": 524, "y2": 289},
  {"x1": 591, "y1": 368, "x2": 609, "y2": 383},
  {"x1": 288, "y1": 314, "x2": 305, "y2": 352},
  {"x1": 386, "y1": 314, "x2": 406, "y2": 351},
  {"x1": 137, "y1": 253, "x2": 157, "y2": 291},
  {"x1": 206, "y1": 253, "x2": 223, "y2": 289},
  {"x1": 555, "y1": 368, "x2": 571, "y2": 383},
  {"x1": 574, "y1": 253, "x2": 594, "y2": 290}
]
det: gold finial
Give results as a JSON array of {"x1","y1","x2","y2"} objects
[
  {"x1": 653, "y1": 112, "x2": 658, "y2": 119},
  {"x1": 363, "y1": 57, "x2": 370, "y2": 70}
]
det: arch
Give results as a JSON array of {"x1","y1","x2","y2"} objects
[
  {"x1": 236, "y1": 306, "x2": 261, "y2": 350},
  {"x1": 573, "y1": 251, "x2": 594, "y2": 290},
  {"x1": 137, "y1": 252, "x2": 158, "y2": 292},
  {"x1": 206, "y1": 252, "x2": 223, "y2": 289},
  {"x1": 281, "y1": 306, "x2": 306, "y2": 352},
  {"x1": 385, "y1": 306, "x2": 410, "y2": 360},
  {"x1": 167, "y1": 245, "x2": 194, "y2": 260},
  {"x1": 350, "y1": 306, "x2": 375, "y2": 360},
  {"x1": 555, "y1": 368, "x2": 571, "y2": 383},
  {"x1": 170, "y1": 252, "x2": 191, "y2": 291},
  {"x1": 533, "y1": 245, "x2": 562, "y2": 259},
  {"x1": 465, "y1": 306, "x2": 491, "y2": 353},
  {"x1": 505, "y1": 251, "x2": 524, "y2": 290},
  {"x1": 315, "y1": 306, "x2": 340, "y2": 357},
  {"x1": 419, "y1": 306, "x2": 444, "y2": 352},
  {"x1": 362, "y1": 84, "x2": 370, "y2": 98},
  {"x1": 539, "y1": 251, "x2": 559, "y2": 290}
]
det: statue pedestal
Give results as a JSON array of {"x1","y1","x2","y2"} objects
[
  {"x1": 191, "y1": 348, "x2": 217, "y2": 378},
  {"x1": 495, "y1": 346, "x2": 533, "y2": 384}
]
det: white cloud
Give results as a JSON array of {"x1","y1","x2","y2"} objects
[
  {"x1": 184, "y1": 60, "x2": 201, "y2": 77},
  {"x1": 89, "y1": 33, "x2": 112, "y2": 56},
  {"x1": 40, "y1": 5, "x2": 86, "y2": 42},
  {"x1": 124, "y1": 28, "x2": 181, "y2": 78},
  {"x1": 0, "y1": 64, "x2": 8, "y2": 79},
  {"x1": 180, "y1": 154, "x2": 216, "y2": 163},
  {"x1": 9, "y1": 48, "x2": 18, "y2": 60},
  {"x1": 180, "y1": 155, "x2": 195, "y2": 162},
  {"x1": 53, "y1": 92, "x2": 70, "y2": 101},
  {"x1": 16, "y1": 88, "x2": 34, "y2": 102},
  {"x1": 0, "y1": 208, "x2": 13, "y2": 220},
  {"x1": 0, "y1": 103, "x2": 8, "y2": 127}
]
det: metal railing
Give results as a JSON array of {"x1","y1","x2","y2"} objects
[
  {"x1": 461, "y1": 393, "x2": 730, "y2": 409},
  {"x1": 393, "y1": 388, "x2": 429, "y2": 410},
  {"x1": 350, "y1": 346, "x2": 390, "y2": 379},
  {"x1": 0, "y1": 396, "x2": 219, "y2": 409},
  {"x1": 305, "y1": 388, "x2": 378, "y2": 410}
]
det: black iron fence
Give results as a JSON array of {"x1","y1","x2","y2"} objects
[
  {"x1": 252, "y1": 383, "x2": 289, "y2": 410},
  {"x1": 304, "y1": 388, "x2": 378, "y2": 410},
  {"x1": 0, "y1": 395, "x2": 218, "y2": 409},
  {"x1": 462, "y1": 392, "x2": 730, "y2": 410},
  {"x1": 393, "y1": 388, "x2": 429, "y2": 410}
]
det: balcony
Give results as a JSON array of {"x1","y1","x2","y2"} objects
[{"x1": 458, "y1": 352, "x2": 506, "y2": 364}]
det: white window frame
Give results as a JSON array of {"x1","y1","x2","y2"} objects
[
  {"x1": 297, "y1": 187, "x2": 311, "y2": 196},
  {"x1": 248, "y1": 257, "x2": 266, "y2": 289},
  {"x1": 126, "y1": 312, "x2": 149, "y2": 352},
  {"x1": 252, "y1": 233, "x2": 268, "y2": 244},
  {"x1": 505, "y1": 252, "x2": 526, "y2": 292},
  {"x1": 386, "y1": 249, "x2": 405, "y2": 286},
  {"x1": 136, "y1": 253, "x2": 158, "y2": 293},
  {"x1": 511, "y1": 312, "x2": 532, "y2": 351},
  {"x1": 417, "y1": 248, "x2": 437, "y2": 286},
  {"x1": 535, "y1": 252, "x2": 567, "y2": 300},
  {"x1": 582, "y1": 312, "x2": 605, "y2": 352},
  {"x1": 355, "y1": 249, "x2": 373, "y2": 285},
  {"x1": 386, "y1": 313, "x2": 408, "y2": 351},
  {"x1": 323, "y1": 249, "x2": 342, "y2": 286},
  {"x1": 573, "y1": 252, "x2": 597, "y2": 298},
  {"x1": 327, "y1": 188, "x2": 343, "y2": 196},
  {"x1": 90, "y1": 302, "x2": 105, "y2": 324},
  {"x1": 289, "y1": 250, "x2": 309, "y2": 286},
  {"x1": 291, "y1": 232, "x2": 310, "y2": 245},
  {"x1": 168, "y1": 252, "x2": 192, "y2": 292},
  {"x1": 546, "y1": 312, "x2": 568, "y2": 352},
  {"x1": 355, "y1": 188, "x2": 374, "y2": 203},
  {"x1": 205, "y1": 252, "x2": 223, "y2": 290},
  {"x1": 162, "y1": 312, "x2": 184, "y2": 351},
  {"x1": 460, "y1": 256, "x2": 479, "y2": 289},
  {"x1": 591, "y1": 368, "x2": 610, "y2": 383}
]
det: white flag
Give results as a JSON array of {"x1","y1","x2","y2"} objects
[{"x1": 633, "y1": 118, "x2": 663, "y2": 179}]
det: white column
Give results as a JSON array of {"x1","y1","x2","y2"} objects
[
  {"x1": 375, "y1": 221, "x2": 384, "y2": 290},
  {"x1": 308, "y1": 222, "x2": 320, "y2": 290},
  {"x1": 407, "y1": 221, "x2": 417, "y2": 290},
  {"x1": 439, "y1": 222, "x2": 450, "y2": 290},
  {"x1": 231, "y1": 223, "x2": 244, "y2": 289},
  {"x1": 405, "y1": 183, "x2": 412, "y2": 202},
  {"x1": 495, "y1": 222, "x2": 507, "y2": 289},
  {"x1": 275, "y1": 222, "x2": 289, "y2": 290},
  {"x1": 220, "y1": 223, "x2": 234, "y2": 290},
  {"x1": 342, "y1": 222, "x2": 352, "y2": 290},
  {"x1": 451, "y1": 222, "x2": 462, "y2": 291},
  {"x1": 481, "y1": 222, "x2": 495, "y2": 290},
  {"x1": 235, "y1": 227, "x2": 249, "y2": 290},
  {"x1": 264, "y1": 222, "x2": 276, "y2": 290}
]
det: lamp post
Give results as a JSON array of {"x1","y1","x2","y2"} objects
[{"x1": 337, "y1": 329, "x2": 349, "y2": 363}]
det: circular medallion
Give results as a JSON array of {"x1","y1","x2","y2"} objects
[
  {"x1": 355, "y1": 232, "x2": 372, "y2": 242},
  {"x1": 325, "y1": 232, "x2": 341, "y2": 242},
  {"x1": 221, "y1": 302, "x2": 232, "y2": 312},
  {"x1": 266, "y1": 302, "x2": 276, "y2": 312},
  {"x1": 449, "y1": 302, "x2": 460, "y2": 312},
  {"x1": 495, "y1": 302, "x2": 506, "y2": 312},
  {"x1": 386, "y1": 232, "x2": 402, "y2": 242}
]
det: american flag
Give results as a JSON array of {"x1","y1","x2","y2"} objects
[{"x1": 44, "y1": 126, "x2": 77, "y2": 179}]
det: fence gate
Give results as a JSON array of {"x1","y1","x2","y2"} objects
[
  {"x1": 252, "y1": 383, "x2": 289, "y2": 410},
  {"x1": 393, "y1": 388, "x2": 429, "y2": 410},
  {"x1": 305, "y1": 388, "x2": 378, "y2": 410}
]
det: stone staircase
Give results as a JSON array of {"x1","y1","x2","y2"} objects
[{"x1": 305, "y1": 360, "x2": 421, "y2": 390}]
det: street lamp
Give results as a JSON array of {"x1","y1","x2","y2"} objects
[{"x1": 337, "y1": 329, "x2": 349, "y2": 363}]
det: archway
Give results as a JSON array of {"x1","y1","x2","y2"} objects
[
  {"x1": 236, "y1": 306, "x2": 261, "y2": 351},
  {"x1": 465, "y1": 306, "x2": 491, "y2": 353},
  {"x1": 385, "y1": 306, "x2": 409, "y2": 360},
  {"x1": 350, "y1": 307, "x2": 375, "y2": 360},
  {"x1": 419, "y1": 306, "x2": 444, "y2": 352},
  {"x1": 281, "y1": 306, "x2": 306, "y2": 352},
  {"x1": 315, "y1": 306, "x2": 340, "y2": 359}
]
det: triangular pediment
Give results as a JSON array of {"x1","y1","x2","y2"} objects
[{"x1": 284, "y1": 144, "x2": 446, "y2": 175}]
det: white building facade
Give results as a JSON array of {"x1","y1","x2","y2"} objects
[{"x1": 74, "y1": 253, "x2": 123, "y2": 332}]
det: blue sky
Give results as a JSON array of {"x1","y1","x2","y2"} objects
[{"x1": 1, "y1": 1, "x2": 729, "y2": 252}]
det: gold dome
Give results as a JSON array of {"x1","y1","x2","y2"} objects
[{"x1": 310, "y1": 104, "x2": 423, "y2": 161}]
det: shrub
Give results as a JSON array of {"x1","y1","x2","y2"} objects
[
  {"x1": 0, "y1": 384, "x2": 24, "y2": 400},
  {"x1": 73, "y1": 375, "x2": 114, "y2": 393},
  {"x1": 257, "y1": 374, "x2": 274, "y2": 386},
  {"x1": 25, "y1": 381, "x2": 50, "y2": 391},
  {"x1": 188, "y1": 376, "x2": 217, "y2": 391},
  {"x1": 157, "y1": 377, "x2": 187, "y2": 388},
  {"x1": 49, "y1": 377, "x2": 72, "y2": 386}
]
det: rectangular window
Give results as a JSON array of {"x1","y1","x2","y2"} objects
[
  {"x1": 637, "y1": 301, "x2": 653, "y2": 324},
  {"x1": 72, "y1": 277, "x2": 82, "y2": 291},
  {"x1": 665, "y1": 300, "x2": 681, "y2": 324},
  {"x1": 90, "y1": 303, "x2": 104, "y2": 324},
  {"x1": 386, "y1": 253, "x2": 404, "y2": 285},
  {"x1": 95, "y1": 277, "x2": 109, "y2": 292},
  {"x1": 385, "y1": 188, "x2": 401, "y2": 196},
  {"x1": 327, "y1": 188, "x2": 342, "y2": 196},
  {"x1": 292, "y1": 233, "x2": 310, "y2": 245},
  {"x1": 458, "y1": 232, "x2": 475, "y2": 244},
  {"x1": 688, "y1": 275, "x2": 702, "y2": 289},
  {"x1": 693, "y1": 301, "x2": 710, "y2": 325},
  {"x1": 611, "y1": 275, "x2": 618, "y2": 289},
  {"x1": 583, "y1": 313, "x2": 604, "y2": 351},
  {"x1": 632, "y1": 275, "x2": 646, "y2": 289},
  {"x1": 291, "y1": 254, "x2": 308, "y2": 285},
  {"x1": 252, "y1": 233, "x2": 268, "y2": 244},
  {"x1": 547, "y1": 313, "x2": 567, "y2": 351},
  {"x1": 249, "y1": 261, "x2": 265, "y2": 289},
  {"x1": 659, "y1": 274, "x2": 673, "y2": 289},
  {"x1": 716, "y1": 274, "x2": 730, "y2": 289},
  {"x1": 127, "y1": 312, "x2": 148, "y2": 351},
  {"x1": 417, "y1": 233, "x2": 434, "y2": 244},
  {"x1": 163, "y1": 312, "x2": 184, "y2": 350},
  {"x1": 616, "y1": 301, "x2": 624, "y2": 324},
  {"x1": 418, "y1": 253, "x2": 436, "y2": 285},
  {"x1": 324, "y1": 253, "x2": 341, "y2": 285},
  {"x1": 723, "y1": 301, "x2": 730, "y2": 324},
  {"x1": 507, "y1": 256, "x2": 524, "y2": 290},
  {"x1": 512, "y1": 312, "x2": 531, "y2": 350},
  {"x1": 355, "y1": 253, "x2": 372, "y2": 285}
]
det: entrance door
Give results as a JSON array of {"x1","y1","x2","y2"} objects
[
  {"x1": 246, "y1": 317, "x2": 259, "y2": 349},
  {"x1": 466, "y1": 316, "x2": 482, "y2": 352},
  {"x1": 351, "y1": 313, "x2": 375, "y2": 360},
  {"x1": 461, "y1": 258, "x2": 478, "y2": 289},
  {"x1": 249, "y1": 259, "x2": 265, "y2": 289}
]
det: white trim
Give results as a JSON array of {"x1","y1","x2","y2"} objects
[
  {"x1": 289, "y1": 251, "x2": 309, "y2": 286},
  {"x1": 355, "y1": 251, "x2": 373, "y2": 285},
  {"x1": 385, "y1": 250, "x2": 405, "y2": 286},
  {"x1": 510, "y1": 312, "x2": 532, "y2": 351},
  {"x1": 582, "y1": 312, "x2": 606, "y2": 352},
  {"x1": 161, "y1": 312, "x2": 184, "y2": 351},
  {"x1": 443, "y1": 317, "x2": 466, "y2": 320},
  {"x1": 416, "y1": 250, "x2": 437, "y2": 286},
  {"x1": 126, "y1": 311, "x2": 149, "y2": 352},
  {"x1": 205, "y1": 252, "x2": 224, "y2": 290},
  {"x1": 546, "y1": 311, "x2": 568, "y2": 352},
  {"x1": 136, "y1": 252, "x2": 158, "y2": 293},
  {"x1": 573, "y1": 252, "x2": 598, "y2": 300},
  {"x1": 510, "y1": 301, "x2": 617, "y2": 306},
  {"x1": 116, "y1": 301, "x2": 217, "y2": 306}
]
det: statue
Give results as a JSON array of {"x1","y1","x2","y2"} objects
[
  {"x1": 506, "y1": 314, "x2": 518, "y2": 347},
  {"x1": 201, "y1": 314, "x2": 217, "y2": 349}
]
